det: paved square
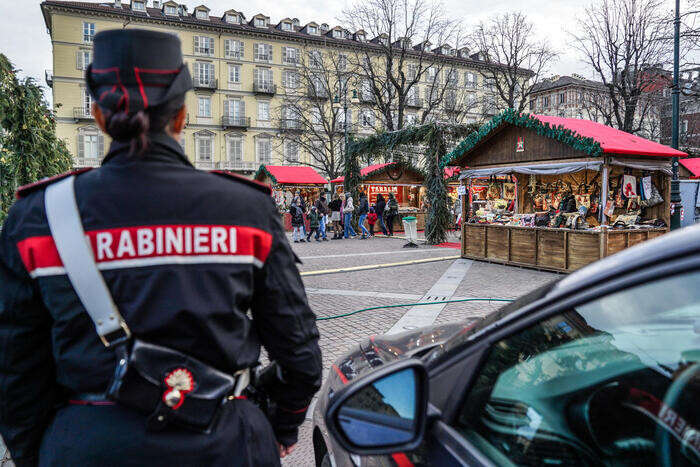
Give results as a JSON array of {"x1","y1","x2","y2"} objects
[{"x1": 282, "y1": 235, "x2": 558, "y2": 465}]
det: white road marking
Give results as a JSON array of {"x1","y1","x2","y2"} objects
[
  {"x1": 305, "y1": 288, "x2": 423, "y2": 300},
  {"x1": 298, "y1": 248, "x2": 451, "y2": 260},
  {"x1": 386, "y1": 259, "x2": 473, "y2": 335}
]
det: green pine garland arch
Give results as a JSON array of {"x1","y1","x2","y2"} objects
[{"x1": 345, "y1": 122, "x2": 477, "y2": 244}]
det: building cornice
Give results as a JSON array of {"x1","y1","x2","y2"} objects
[{"x1": 40, "y1": 1, "x2": 529, "y2": 75}]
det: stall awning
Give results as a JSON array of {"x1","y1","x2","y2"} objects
[
  {"x1": 255, "y1": 165, "x2": 328, "y2": 185},
  {"x1": 681, "y1": 158, "x2": 700, "y2": 178},
  {"x1": 534, "y1": 115, "x2": 687, "y2": 158},
  {"x1": 460, "y1": 161, "x2": 604, "y2": 179},
  {"x1": 330, "y1": 163, "x2": 392, "y2": 184}
]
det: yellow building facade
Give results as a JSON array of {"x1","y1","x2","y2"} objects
[{"x1": 41, "y1": 0, "x2": 499, "y2": 173}]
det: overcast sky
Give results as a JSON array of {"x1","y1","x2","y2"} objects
[{"x1": 0, "y1": 0, "x2": 687, "y2": 104}]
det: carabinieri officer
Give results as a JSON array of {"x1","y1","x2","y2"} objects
[{"x1": 0, "y1": 29, "x2": 322, "y2": 466}]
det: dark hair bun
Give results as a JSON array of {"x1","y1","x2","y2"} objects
[{"x1": 106, "y1": 110, "x2": 150, "y2": 155}]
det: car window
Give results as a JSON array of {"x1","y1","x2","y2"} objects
[{"x1": 452, "y1": 270, "x2": 700, "y2": 466}]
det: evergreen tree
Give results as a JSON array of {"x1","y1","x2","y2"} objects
[{"x1": 0, "y1": 54, "x2": 72, "y2": 222}]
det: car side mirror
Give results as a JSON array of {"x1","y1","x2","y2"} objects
[{"x1": 325, "y1": 359, "x2": 428, "y2": 456}]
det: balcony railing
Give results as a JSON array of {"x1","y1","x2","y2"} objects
[
  {"x1": 253, "y1": 82, "x2": 277, "y2": 95},
  {"x1": 73, "y1": 107, "x2": 93, "y2": 120},
  {"x1": 73, "y1": 157, "x2": 102, "y2": 168},
  {"x1": 222, "y1": 116, "x2": 250, "y2": 129},
  {"x1": 45, "y1": 70, "x2": 53, "y2": 88},
  {"x1": 307, "y1": 86, "x2": 329, "y2": 100},
  {"x1": 193, "y1": 78, "x2": 218, "y2": 91},
  {"x1": 195, "y1": 160, "x2": 215, "y2": 170},
  {"x1": 280, "y1": 119, "x2": 303, "y2": 131},
  {"x1": 405, "y1": 97, "x2": 423, "y2": 109},
  {"x1": 217, "y1": 161, "x2": 259, "y2": 171}
]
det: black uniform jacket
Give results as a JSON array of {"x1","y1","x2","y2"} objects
[{"x1": 0, "y1": 133, "x2": 322, "y2": 464}]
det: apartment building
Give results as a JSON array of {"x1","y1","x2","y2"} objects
[
  {"x1": 41, "y1": 0, "x2": 506, "y2": 173},
  {"x1": 529, "y1": 75, "x2": 610, "y2": 121}
]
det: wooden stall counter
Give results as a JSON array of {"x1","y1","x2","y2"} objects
[{"x1": 462, "y1": 223, "x2": 667, "y2": 273}]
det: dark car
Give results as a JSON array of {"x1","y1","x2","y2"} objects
[{"x1": 312, "y1": 224, "x2": 700, "y2": 467}]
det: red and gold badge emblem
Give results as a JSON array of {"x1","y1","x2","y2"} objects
[{"x1": 162, "y1": 368, "x2": 194, "y2": 410}]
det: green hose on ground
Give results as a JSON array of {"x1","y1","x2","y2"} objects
[{"x1": 316, "y1": 298, "x2": 514, "y2": 321}]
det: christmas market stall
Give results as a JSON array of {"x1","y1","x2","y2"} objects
[
  {"x1": 331, "y1": 162, "x2": 427, "y2": 231},
  {"x1": 443, "y1": 111, "x2": 687, "y2": 273},
  {"x1": 254, "y1": 164, "x2": 328, "y2": 230}
]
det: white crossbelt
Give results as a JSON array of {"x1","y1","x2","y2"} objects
[{"x1": 44, "y1": 176, "x2": 131, "y2": 347}]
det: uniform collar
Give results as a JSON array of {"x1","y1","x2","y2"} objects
[{"x1": 102, "y1": 132, "x2": 193, "y2": 167}]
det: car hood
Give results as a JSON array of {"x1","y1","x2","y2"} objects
[{"x1": 332, "y1": 323, "x2": 469, "y2": 385}]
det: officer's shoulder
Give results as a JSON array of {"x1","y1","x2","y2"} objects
[
  {"x1": 15, "y1": 168, "x2": 93, "y2": 199},
  {"x1": 208, "y1": 170, "x2": 272, "y2": 196}
]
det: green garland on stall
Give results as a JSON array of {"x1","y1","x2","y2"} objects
[
  {"x1": 253, "y1": 164, "x2": 278, "y2": 185},
  {"x1": 440, "y1": 108, "x2": 604, "y2": 169}
]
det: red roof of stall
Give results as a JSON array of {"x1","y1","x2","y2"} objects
[
  {"x1": 680, "y1": 158, "x2": 700, "y2": 178},
  {"x1": 444, "y1": 166, "x2": 461, "y2": 179},
  {"x1": 256, "y1": 165, "x2": 328, "y2": 185},
  {"x1": 533, "y1": 115, "x2": 687, "y2": 158},
  {"x1": 330, "y1": 163, "x2": 392, "y2": 183}
]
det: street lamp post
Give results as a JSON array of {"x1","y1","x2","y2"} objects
[{"x1": 670, "y1": 0, "x2": 681, "y2": 230}]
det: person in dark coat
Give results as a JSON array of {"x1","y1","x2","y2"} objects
[
  {"x1": 375, "y1": 194, "x2": 388, "y2": 235},
  {"x1": 328, "y1": 194, "x2": 342, "y2": 239},
  {"x1": 290, "y1": 199, "x2": 305, "y2": 243},
  {"x1": 357, "y1": 192, "x2": 370, "y2": 239},
  {"x1": 0, "y1": 29, "x2": 321, "y2": 467},
  {"x1": 385, "y1": 193, "x2": 399, "y2": 236}
]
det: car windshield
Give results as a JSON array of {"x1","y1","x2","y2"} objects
[{"x1": 454, "y1": 270, "x2": 700, "y2": 466}]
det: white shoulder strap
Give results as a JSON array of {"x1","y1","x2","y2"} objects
[{"x1": 45, "y1": 176, "x2": 131, "y2": 347}]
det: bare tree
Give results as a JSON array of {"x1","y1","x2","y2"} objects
[
  {"x1": 341, "y1": 0, "x2": 471, "y2": 131},
  {"x1": 572, "y1": 0, "x2": 674, "y2": 135},
  {"x1": 274, "y1": 47, "x2": 350, "y2": 180},
  {"x1": 470, "y1": 12, "x2": 556, "y2": 113}
]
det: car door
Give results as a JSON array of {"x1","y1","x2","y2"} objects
[{"x1": 425, "y1": 266, "x2": 700, "y2": 466}]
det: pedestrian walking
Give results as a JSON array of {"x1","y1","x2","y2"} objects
[
  {"x1": 290, "y1": 199, "x2": 305, "y2": 243},
  {"x1": 454, "y1": 197, "x2": 462, "y2": 230},
  {"x1": 375, "y1": 193, "x2": 388, "y2": 235},
  {"x1": 385, "y1": 192, "x2": 399, "y2": 236},
  {"x1": 306, "y1": 206, "x2": 322, "y2": 242},
  {"x1": 314, "y1": 195, "x2": 329, "y2": 241},
  {"x1": 367, "y1": 207, "x2": 378, "y2": 237},
  {"x1": 0, "y1": 29, "x2": 321, "y2": 467},
  {"x1": 357, "y1": 192, "x2": 370, "y2": 239},
  {"x1": 343, "y1": 192, "x2": 356, "y2": 239},
  {"x1": 329, "y1": 194, "x2": 342, "y2": 239}
]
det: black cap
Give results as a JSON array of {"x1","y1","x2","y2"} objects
[{"x1": 86, "y1": 29, "x2": 193, "y2": 114}]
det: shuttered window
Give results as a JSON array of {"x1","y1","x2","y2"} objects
[
  {"x1": 196, "y1": 134, "x2": 213, "y2": 161},
  {"x1": 224, "y1": 40, "x2": 244, "y2": 59},
  {"x1": 194, "y1": 36, "x2": 214, "y2": 56},
  {"x1": 197, "y1": 96, "x2": 211, "y2": 117},
  {"x1": 228, "y1": 64, "x2": 241, "y2": 83},
  {"x1": 194, "y1": 62, "x2": 214, "y2": 85},
  {"x1": 76, "y1": 50, "x2": 92, "y2": 70},
  {"x1": 256, "y1": 136, "x2": 272, "y2": 163},
  {"x1": 227, "y1": 135, "x2": 243, "y2": 161},
  {"x1": 77, "y1": 127, "x2": 104, "y2": 161},
  {"x1": 254, "y1": 43, "x2": 272, "y2": 62},
  {"x1": 223, "y1": 99, "x2": 245, "y2": 118}
]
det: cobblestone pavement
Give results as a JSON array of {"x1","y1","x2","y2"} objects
[{"x1": 282, "y1": 235, "x2": 558, "y2": 466}]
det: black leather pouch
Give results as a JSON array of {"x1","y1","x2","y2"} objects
[{"x1": 106, "y1": 340, "x2": 235, "y2": 433}]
